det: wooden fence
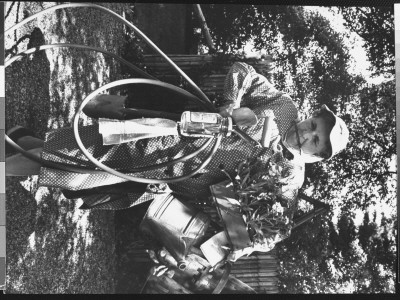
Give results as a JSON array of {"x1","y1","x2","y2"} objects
[
  {"x1": 143, "y1": 54, "x2": 273, "y2": 95},
  {"x1": 143, "y1": 54, "x2": 214, "y2": 73},
  {"x1": 230, "y1": 250, "x2": 279, "y2": 294},
  {"x1": 201, "y1": 204, "x2": 279, "y2": 294}
]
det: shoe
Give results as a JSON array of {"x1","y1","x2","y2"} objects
[
  {"x1": 6, "y1": 126, "x2": 36, "y2": 154},
  {"x1": 82, "y1": 94, "x2": 127, "y2": 120},
  {"x1": 79, "y1": 203, "x2": 90, "y2": 210}
]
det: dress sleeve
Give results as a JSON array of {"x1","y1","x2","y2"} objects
[{"x1": 222, "y1": 62, "x2": 276, "y2": 110}]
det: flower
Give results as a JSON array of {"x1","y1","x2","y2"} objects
[
  {"x1": 221, "y1": 154, "x2": 293, "y2": 245},
  {"x1": 271, "y1": 202, "x2": 284, "y2": 215}
]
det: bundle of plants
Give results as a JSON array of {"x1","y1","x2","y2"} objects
[{"x1": 221, "y1": 152, "x2": 294, "y2": 248}]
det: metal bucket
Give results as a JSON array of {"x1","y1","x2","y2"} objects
[{"x1": 140, "y1": 193, "x2": 210, "y2": 270}]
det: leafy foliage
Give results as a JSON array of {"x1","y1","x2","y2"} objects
[
  {"x1": 5, "y1": 2, "x2": 129, "y2": 293},
  {"x1": 306, "y1": 79, "x2": 396, "y2": 212},
  {"x1": 201, "y1": 4, "x2": 396, "y2": 293},
  {"x1": 229, "y1": 154, "x2": 293, "y2": 245},
  {"x1": 337, "y1": 7, "x2": 395, "y2": 77}
]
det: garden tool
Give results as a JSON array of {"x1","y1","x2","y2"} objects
[
  {"x1": 98, "y1": 107, "x2": 261, "y2": 148},
  {"x1": 140, "y1": 248, "x2": 256, "y2": 294},
  {"x1": 98, "y1": 117, "x2": 179, "y2": 145},
  {"x1": 83, "y1": 94, "x2": 182, "y2": 121},
  {"x1": 140, "y1": 194, "x2": 257, "y2": 294}
]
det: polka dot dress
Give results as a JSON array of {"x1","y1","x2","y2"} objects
[{"x1": 38, "y1": 62, "x2": 305, "y2": 210}]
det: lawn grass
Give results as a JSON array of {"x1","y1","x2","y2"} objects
[{"x1": 5, "y1": 2, "x2": 139, "y2": 293}]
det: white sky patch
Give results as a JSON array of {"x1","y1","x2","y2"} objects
[
  {"x1": 353, "y1": 209, "x2": 365, "y2": 227},
  {"x1": 28, "y1": 232, "x2": 36, "y2": 251},
  {"x1": 243, "y1": 42, "x2": 267, "y2": 57},
  {"x1": 369, "y1": 202, "x2": 396, "y2": 228},
  {"x1": 330, "y1": 204, "x2": 341, "y2": 232},
  {"x1": 240, "y1": 6, "x2": 389, "y2": 87},
  {"x1": 388, "y1": 155, "x2": 397, "y2": 172},
  {"x1": 304, "y1": 6, "x2": 389, "y2": 85},
  {"x1": 351, "y1": 239, "x2": 367, "y2": 263}
]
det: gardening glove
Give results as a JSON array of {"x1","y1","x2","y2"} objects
[{"x1": 227, "y1": 235, "x2": 279, "y2": 262}]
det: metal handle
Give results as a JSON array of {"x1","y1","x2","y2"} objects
[
  {"x1": 232, "y1": 127, "x2": 262, "y2": 148},
  {"x1": 261, "y1": 116, "x2": 273, "y2": 147},
  {"x1": 212, "y1": 262, "x2": 232, "y2": 294}
]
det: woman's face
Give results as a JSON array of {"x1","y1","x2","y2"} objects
[{"x1": 284, "y1": 116, "x2": 331, "y2": 158}]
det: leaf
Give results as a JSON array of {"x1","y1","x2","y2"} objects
[
  {"x1": 241, "y1": 205, "x2": 253, "y2": 212},
  {"x1": 251, "y1": 208, "x2": 259, "y2": 220},
  {"x1": 241, "y1": 173, "x2": 250, "y2": 186}
]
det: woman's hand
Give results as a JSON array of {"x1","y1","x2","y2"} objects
[
  {"x1": 219, "y1": 106, "x2": 258, "y2": 127},
  {"x1": 232, "y1": 107, "x2": 258, "y2": 126},
  {"x1": 146, "y1": 249, "x2": 175, "y2": 278},
  {"x1": 219, "y1": 104, "x2": 235, "y2": 118}
]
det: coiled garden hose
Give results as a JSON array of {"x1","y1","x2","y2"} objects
[
  {"x1": 4, "y1": 2, "x2": 215, "y2": 110},
  {"x1": 5, "y1": 3, "x2": 222, "y2": 183}
]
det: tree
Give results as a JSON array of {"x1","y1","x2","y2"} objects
[
  {"x1": 202, "y1": 5, "x2": 357, "y2": 110},
  {"x1": 276, "y1": 213, "x2": 336, "y2": 293},
  {"x1": 337, "y1": 6, "x2": 394, "y2": 77},
  {"x1": 199, "y1": 4, "x2": 396, "y2": 293},
  {"x1": 200, "y1": 4, "x2": 265, "y2": 53},
  {"x1": 354, "y1": 212, "x2": 396, "y2": 292},
  {"x1": 305, "y1": 79, "x2": 396, "y2": 211},
  {"x1": 278, "y1": 208, "x2": 396, "y2": 293}
]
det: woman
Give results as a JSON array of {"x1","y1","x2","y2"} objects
[{"x1": 6, "y1": 62, "x2": 349, "y2": 213}]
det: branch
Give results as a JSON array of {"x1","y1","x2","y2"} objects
[
  {"x1": 5, "y1": 33, "x2": 32, "y2": 58},
  {"x1": 355, "y1": 7, "x2": 393, "y2": 30},
  {"x1": 5, "y1": 1, "x2": 16, "y2": 20},
  {"x1": 365, "y1": 172, "x2": 374, "y2": 188},
  {"x1": 357, "y1": 122, "x2": 392, "y2": 152},
  {"x1": 340, "y1": 166, "x2": 392, "y2": 183},
  {"x1": 378, "y1": 171, "x2": 397, "y2": 177},
  {"x1": 193, "y1": 4, "x2": 216, "y2": 53}
]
